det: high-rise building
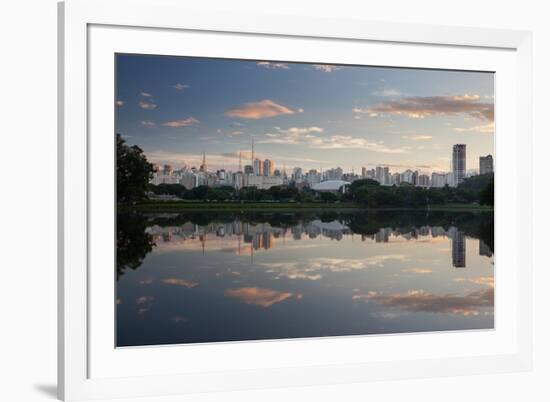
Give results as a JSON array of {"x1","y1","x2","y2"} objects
[
  {"x1": 452, "y1": 144, "x2": 466, "y2": 186},
  {"x1": 244, "y1": 165, "x2": 254, "y2": 175},
  {"x1": 361, "y1": 167, "x2": 367, "y2": 178},
  {"x1": 418, "y1": 174, "x2": 430, "y2": 187},
  {"x1": 253, "y1": 158, "x2": 263, "y2": 176},
  {"x1": 199, "y1": 152, "x2": 207, "y2": 172},
  {"x1": 262, "y1": 159, "x2": 273, "y2": 176},
  {"x1": 480, "y1": 154, "x2": 493, "y2": 175},
  {"x1": 431, "y1": 172, "x2": 447, "y2": 188}
]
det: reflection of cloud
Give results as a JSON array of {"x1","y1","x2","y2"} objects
[
  {"x1": 401, "y1": 268, "x2": 433, "y2": 274},
  {"x1": 140, "y1": 91, "x2": 152, "y2": 97},
  {"x1": 173, "y1": 83, "x2": 189, "y2": 91},
  {"x1": 225, "y1": 99, "x2": 301, "y2": 119},
  {"x1": 172, "y1": 316, "x2": 188, "y2": 323},
  {"x1": 262, "y1": 255, "x2": 407, "y2": 280},
  {"x1": 401, "y1": 135, "x2": 433, "y2": 141},
  {"x1": 162, "y1": 278, "x2": 198, "y2": 288},
  {"x1": 139, "y1": 279, "x2": 153, "y2": 285},
  {"x1": 139, "y1": 100, "x2": 157, "y2": 110},
  {"x1": 136, "y1": 296, "x2": 154, "y2": 305},
  {"x1": 355, "y1": 288, "x2": 493, "y2": 316},
  {"x1": 371, "y1": 89, "x2": 403, "y2": 97},
  {"x1": 140, "y1": 120, "x2": 156, "y2": 128},
  {"x1": 454, "y1": 122, "x2": 495, "y2": 134},
  {"x1": 224, "y1": 287, "x2": 293, "y2": 307},
  {"x1": 455, "y1": 276, "x2": 494, "y2": 287},
  {"x1": 116, "y1": 100, "x2": 124, "y2": 107},
  {"x1": 354, "y1": 95, "x2": 494, "y2": 121}
]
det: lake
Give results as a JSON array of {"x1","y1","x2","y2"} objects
[{"x1": 116, "y1": 209, "x2": 494, "y2": 347}]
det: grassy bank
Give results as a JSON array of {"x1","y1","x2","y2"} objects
[{"x1": 121, "y1": 201, "x2": 493, "y2": 213}]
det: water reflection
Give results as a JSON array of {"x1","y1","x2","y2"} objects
[{"x1": 116, "y1": 210, "x2": 494, "y2": 346}]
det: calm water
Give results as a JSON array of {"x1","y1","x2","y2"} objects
[{"x1": 116, "y1": 210, "x2": 494, "y2": 347}]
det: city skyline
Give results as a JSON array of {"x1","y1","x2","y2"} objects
[{"x1": 116, "y1": 54, "x2": 495, "y2": 174}]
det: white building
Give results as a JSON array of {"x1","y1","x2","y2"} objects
[{"x1": 312, "y1": 180, "x2": 350, "y2": 193}]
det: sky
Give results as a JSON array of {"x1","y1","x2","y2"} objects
[{"x1": 116, "y1": 54, "x2": 494, "y2": 174}]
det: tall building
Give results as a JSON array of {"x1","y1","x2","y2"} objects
[
  {"x1": 262, "y1": 159, "x2": 273, "y2": 176},
  {"x1": 452, "y1": 144, "x2": 466, "y2": 186},
  {"x1": 479, "y1": 154, "x2": 493, "y2": 175},
  {"x1": 431, "y1": 172, "x2": 447, "y2": 188},
  {"x1": 199, "y1": 152, "x2": 207, "y2": 172},
  {"x1": 417, "y1": 174, "x2": 430, "y2": 187},
  {"x1": 375, "y1": 166, "x2": 389, "y2": 185},
  {"x1": 253, "y1": 158, "x2": 263, "y2": 176}
]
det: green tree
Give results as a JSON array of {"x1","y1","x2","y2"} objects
[
  {"x1": 480, "y1": 176, "x2": 494, "y2": 205},
  {"x1": 117, "y1": 134, "x2": 154, "y2": 203}
]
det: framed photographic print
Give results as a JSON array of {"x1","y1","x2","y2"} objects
[{"x1": 58, "y1": 0, "x2": 533, "y2": 400}]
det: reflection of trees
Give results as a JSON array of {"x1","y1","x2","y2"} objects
[{"x1": 117, "y1": 213, "x2": 155, "y2": 280}]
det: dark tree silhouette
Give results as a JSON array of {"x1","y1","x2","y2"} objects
[
  {"x1": 117, "y1": 134, "x2": 154, "y2": 203},
  {"x1": 117, "y1": 213, "x2": 155, "y2": 280}
]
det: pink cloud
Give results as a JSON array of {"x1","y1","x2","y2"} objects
[
  {"x1": 225, "y1": 99, "x2": 300, "y2": 120},
  {"x1": 355, "y1": 94, "x2": 494, "y2": 121}
]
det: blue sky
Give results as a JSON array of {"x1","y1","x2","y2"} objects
[{"x1": 116, "y1": 54, "x2": 494, "y2": 174}]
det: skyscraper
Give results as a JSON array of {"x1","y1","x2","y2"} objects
[
  {"x1": 452, "y1": 144, "x2": 466, "y2": 186},
  {"x1": 199, "y1": 152, "x2": 206, "y2": 172},
  {"x1": 263, "y1": 159, "x2": 273, "y2": 176},
  {"x1": 253, "y1": 158, "x2": 263, "y2": 176},
  {"x1": 479, "y1": 154, "x2": 493, "y2": 175}
]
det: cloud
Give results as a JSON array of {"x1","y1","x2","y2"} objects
[
  {"x1": 312, "y1": 64, "x2": 342, "y2": 73},
  {"x1": 258, "y1": 126, "x2": 324, "y2": 145},
  {"x1": 139, "y1": 100, "x2": 157, "y2": 110},
  {"x1": 224, "y1": 287, "x2": 293, "y2": 307},
  {"x1": 256, "y1": 61, "x2": 289, "y2": 70},
  {"x1": 136, "y1": 296, "x2": 154, "y2": 305},
  {"x1": 116, "y1": 100, "x2": 124, "y2": 107},
  {"x1": 162, "y1": 278, "x2": 198, "y2": 288},
  {"x1": 371, "y1": 89, "x2": 403, "y2": 97},
  {"x1": 454, "y1": 122, "x2": 495, "y2": 134},
  {"x1": 455, "y1": 276, "x2": 494, "y2": 287},
  {"x1": 355, "y1": 94, "x2": 494, "y2": 121},
  {"x1": 401, "y1": 268, "x2": 433, "y2": 274},
  {"x1": 162, "y1": 117, "x2": 199, "y2": 128},
  {"x1": 401, "y1": 135, "x2": 433, "y2": 141},
  {"x1": 225, "y1": 99, "x2": 300, "y2": 119},
  {"x1": 258, "y1": 127, "x2": 408, "y2": 154},
  {"x1": 310, "y1": 136, "x2": 408, "y2": 153},
  {"x1": 173, "y1": 83, "x2": 189, "y2": 91},
  {"x1": 140, "y1": 91, "x2": 153, "y2": 97},
  {"x1": 140, "y1": 120, "x2": 156, "y2": 128},
  {"x1": 354, "y1": 288, "x2": 493, "y2": 316}
]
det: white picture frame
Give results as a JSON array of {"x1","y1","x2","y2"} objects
[{"x1": 58, "y1": 0, "x2": 533, "y2": 400}]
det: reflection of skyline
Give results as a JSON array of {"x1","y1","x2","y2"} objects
[
  {"x1": 449, "y1": 226, "x2": 466, "y2": 268},
  {"x1": 146, "y1": 220, "x2": 489, "y2": 268},
  {"x1": 117, "y1": 211, "x2": 494, "y2": 346}
]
